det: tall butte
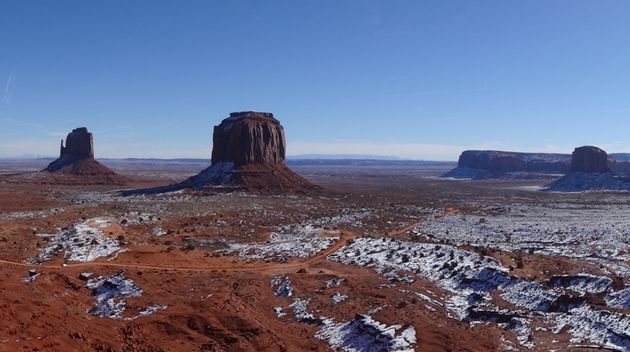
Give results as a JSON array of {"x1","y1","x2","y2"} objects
[
  {"x1": 545, "y1": 145, "x2": 630, "y2": 191},
  {"x1": 569, "y1": 146, "x2": 613, "y2": 173},
  {"x1": 44, "y1": 127, "x2": 126, "y2": 184},
  {"x1": 127, "y1": 111, "x2": 316, "y2": 194},
  {"x1": 184, "y1": 111, "x2": 315, "y2": 191}
]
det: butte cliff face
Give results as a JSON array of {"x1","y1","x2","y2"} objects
[
  {"x1": 443, "y1": 150, "x2": 570, "y2": 179},
  {"x1": 569, "y1": 146, "x2": 613, "y2": 173},
  {"x1": 211, "y1": 112, "x2": 286, "y2": 166},
  {"x1": 44, "y1": 127, "x2": 126, "y2": 184},
  {"x1": 46, "y1": 128, "x2": 94, "y2": 171},
  {"x1": 125, "y1": 112, "x2": 316, "y2": 194}
]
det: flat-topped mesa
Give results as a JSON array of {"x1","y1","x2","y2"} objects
[
  {"x1": 211, "y1": 111, "x2": 285, "y2": 166},
  {"x1": 569, "y1": 146, "x2": 613, "y2": 173},
  {"x1": 442, "y1": 150, "x2": 570, "y2": 179}
]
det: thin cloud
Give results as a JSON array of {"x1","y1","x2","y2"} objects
[{"x1": 2, "y1": 72, "x2": 16, "y2": 104}]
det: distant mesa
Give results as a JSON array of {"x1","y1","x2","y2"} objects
[
  {"x1": 124, "y1": 111, "x2": 317, "y2": 194},
  {"x1": 569, "y1": 146, "x2": 613, "y2": 173},
  {"x1": 545, "y1": 146, "x2": 630, "y2": 192},
  {"x1": 43, "y1": 127, "x2": 127, "y2": 184},
  {"x1": 442, "y1": 150, "x2": 570, "y2": 180}
]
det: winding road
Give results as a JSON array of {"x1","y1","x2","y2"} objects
[{"x1": 0, "y1": 230, "x2": 359, "y2": 274}]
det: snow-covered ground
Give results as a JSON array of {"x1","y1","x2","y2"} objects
[
  {"x1": 225, "y1": 224, "x2": 340, "y2": 261},
  {"x1": 317, "y1": 315, "x2": 416, "y2": 352},
  {"x1": 270, "y1": 276, "x2": 418, "y2": 352},
  {"x1": 221, "y1": 211, "x2": 373, "y2": 261},
  {"x1": 29, "y1": 217, "x2": 125, "y2": 263},
  {"x1": 328, "y1": 236, "x2": 630, "y2": 350},
  {"x1": 546, "y1": 172, "x2": 630, "y2": 192},
  {"x1": 417, "y1": 204, "x2": 630, "y2": 277},
  {"x1": 0, "y1": 208, "x2": 64, "y2": 221}
]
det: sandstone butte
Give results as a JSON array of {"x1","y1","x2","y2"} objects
[
  {"x1": 569, "y1": 146, "x2": 613, "y2": 173},
  {"x1": 44, "y1": 127, "x2": 127, "y2": 184},
  {"x1": 125, "y1": 112, "x2": 317, "y2": 194}
]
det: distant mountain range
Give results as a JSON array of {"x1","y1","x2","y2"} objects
[{"x1": 286, "y1": 154, "x2": 412, "y2": 160}]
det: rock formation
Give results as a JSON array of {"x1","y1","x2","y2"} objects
[
  {"x1": 43, "y1": 127, "x2": 126, "y2": 184},
  {"x1": 546, "y1": 146, "x2": 630, "y2": 192},
  {"x1": 443, "y1": 150, "x2": 570, "y2": 179},
  {"x1": 125, "y1": 112, "x2": 316, "y2": 194},
  {"x1": 46, "y1": 128, "x2": 95, "y2": 171},
  {"x1": 569, "y1": 146, "x2": 612, "y2": 173},
  {"x1": 211, "y1": 112, "x2": 285, "y2": 166}
]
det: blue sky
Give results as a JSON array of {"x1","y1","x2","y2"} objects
[{"x1": 1, "y1": 0, "x2": 629, "y2": 160}]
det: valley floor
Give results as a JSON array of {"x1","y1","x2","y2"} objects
[{"x1": 0, "y1": 161, "x2": 628, "y2": 351}]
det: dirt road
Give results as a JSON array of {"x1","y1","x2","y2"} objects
[{"x1": 0, "y1": 230, "x2": 359, "y2": 274}]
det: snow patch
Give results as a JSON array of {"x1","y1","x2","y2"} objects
[
  {"x1": 548, "y1": 274, "x2": 613, "y2": 294},
  {"x1": 325, "y1": 277, "x2": 346, "y2": 289},
  {"x1": 271, "y1": 276, "x2": 293, "y2": 297},
  {"x1": 85, "y1": 271, "x2": 166, "y2": 320},
  {"x1": 29, "y1": 217, "x2": 124, "y2": 263},
  {"x1": 86, "y1": 271, "x2": 143, "y2": 319},
  {"x1": 316, "y1": 315, "x2": 416, "y2": 352},
  {"x1": 227, "y1": 224, "x2": 339, "y2": 261},
  {"x1": 289, "y1": 298, "x2": 317, "y2": 324},
  {"x1": 606, "y1": 287, "x2": 630, "y2": 309},
  {"x1": 331, "y1": 292, "x2": 348, "y2": 304}
]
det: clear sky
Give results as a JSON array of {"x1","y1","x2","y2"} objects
[{"x1": 1, "y1": 0, "x2": 629, "y2": 160}]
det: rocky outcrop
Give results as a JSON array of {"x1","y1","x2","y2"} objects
[
  {"x1": 43, "y1": 127, "x2": 126, "y2": 184},
  {"x1": 124, "y1": 112, "x2": 316, "y2": 194},
  {"x1": 443, "y1": 150, "x2": 570, "y2": 179},
  {"x1": 546, "y1": 146, "x2": 630, "y2": 192},
  {"x1": 569, "y1": 146, "x2": 612, "y2": 173}
]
